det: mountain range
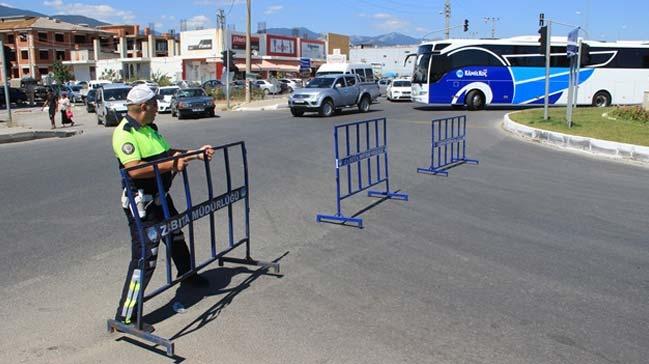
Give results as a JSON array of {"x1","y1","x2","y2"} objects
[{"x1": 0, "y1": 5, "x2": 420, "y2": 46}]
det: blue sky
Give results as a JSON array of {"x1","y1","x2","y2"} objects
[{"x1": 10, "y1": 0, "x2": 649, "y2": 40}]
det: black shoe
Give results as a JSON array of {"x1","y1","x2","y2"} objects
[{"x1": 183, "y1": 273, "x2": 210, "y2": 288}]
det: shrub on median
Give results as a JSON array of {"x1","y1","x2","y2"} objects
[
  {"x1": 205, "y1": 86, "x2": 265, "y2": 101},
  {"x1": 610, "y1": 106, "x2": 649, "y2": 123}
]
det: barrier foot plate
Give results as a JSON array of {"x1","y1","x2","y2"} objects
[
  {"x1": 316, "y1": 213, "x2": 363, "y2": 228},
  {"x1": 367, "y1": 190, "x2": 409, "y2": 201},
  {"x1": 417, "y1": 167, "x2": 449, "y2": 176},
  {"x1": 451, "y1": 158, "x2": 479, "y2": 165},
  {"x1": 219, "y1": 256, "x2": 280, "y2": 273},
  {"x1": 107, "y1": 319, "x2": 175, "y2": 357}
]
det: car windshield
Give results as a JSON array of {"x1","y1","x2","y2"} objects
[
  {"x1": 392, "y1": 81, "x2": 411, "y2": 87},
  {"x1": 103, "y1": 88, "x2": 130, "y2": 101},
  {"x1": 177, "y1": 89, "x2": 206, "y2": 97},
  {"x1": 306, "y1": 78, "x2": 334, "y2": 88},
  {"x1": 160, "y1": 88, "x2": 178, "y2": 96}
]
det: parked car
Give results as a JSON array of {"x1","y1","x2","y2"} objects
[
  {"x1": 96, "y1": 84, "x2": 131, "y2": 127},
  {"x1": 156, "y1": 86, "x2": 180, "y2": 113},
  {"x1": 85, "y1": 89, "x2": 97, "y2": 113},
  {"x1": 377, "y1": 78, "x2": 392, "y2": 96},
  {"x1": 170, "y1": 87, "x2": 215, "y2": 119},
  {"x1": 62, "y1": 85, "x2": 83, "y2": 103},
  {"x1": 279, "y1": 78, "x2": 302, "y2": 92},
  {"x1": 0, "y1": 87, "x2": 27, "y2": 107},
  {"x1": 288, "y1": 75, "x2": 377, "y2": 117},
  {"x1": 386, "y1": 79, "x2": 412, "y2": 101},
  {"x1": 254, "y1": 79, "x2": 280, "y2": 95}
]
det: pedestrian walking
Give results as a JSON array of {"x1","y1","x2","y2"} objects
[
  {"x1": 112, "y1": 84, "x2": 214, "y2": 332},
  {"x1": 59, "y1": 93, "x2": 74, "y2": 127},
  {"x1": 41, "y1": 89, "x2": 58, "y2": 129}
]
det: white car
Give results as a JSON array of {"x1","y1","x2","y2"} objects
[
  {"x1": 386, "y1": 79, "x2": 412, "y2": 101},
  {"x1": 254, "y1": 80, "x2": 280, "y2": 95},
  {"x1": 279, "y1": 78, "x2": 302, "y2": 92},
  {"x1": 156, "y1": 86, "x2": 180, "y2": 113}
]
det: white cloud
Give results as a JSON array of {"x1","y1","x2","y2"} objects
[
  {"x1": 0, "y1": 2, "x2": 14, "y2": 7},
  {"x1": 193, "y1": 0, "x2": 245, "y2": 6},
  {"x1": 43, "y1": 1, "x2": 136, "y2": 23},
  {"x1": 264, "y1": 5, "x2": 283, "y2": 15},
  {"x1": 415, "y1": 27, "x2": 428, "y2": 33},
  {"x1": 368, "y1": 13, "x2": 409, "y2": 32},
  {"x1": 187, "y1": 15, "x2": 209, "y2": 29},
  {"x1": 372, "y1": 13, "x2": 392, "y2": 20}
]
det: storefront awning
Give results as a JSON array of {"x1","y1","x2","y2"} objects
[{"x1": 234, "y1": 60, "x2": 299, "y2": 72}]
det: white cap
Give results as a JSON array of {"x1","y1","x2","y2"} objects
[{"x1": 126, "y1": 84, "x2": 156, "y2": 105}]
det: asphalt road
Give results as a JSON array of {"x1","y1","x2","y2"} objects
[{"x1": 0, "y1": 100, "x2": 647, "y2": 364}]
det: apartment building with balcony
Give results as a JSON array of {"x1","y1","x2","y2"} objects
[{"x1": 0, "y1": 15, "x2": 114, "y2": 81}]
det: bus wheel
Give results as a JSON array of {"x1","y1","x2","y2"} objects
[
  {"x1": 592, "y1": 91, "x2": 611, "y2": 107},
  {"x1": 466, "y1": 90, "x2": 485, "y2": 111}
]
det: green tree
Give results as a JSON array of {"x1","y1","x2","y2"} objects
[
  {"x1": 52, "y1": 59, "x2": 73, "y2": 84},
  {"x1": 151, "y1": 71, "x2": 172, "y2": 86},
  {"x1": 100, "y1": 69, "x2": 120, "y2": 82}
]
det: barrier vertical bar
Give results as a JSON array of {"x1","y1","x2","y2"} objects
[
  {"x1": 382, "y1": 118, "x2": 391, "y2": 193},
  {"x1": 345, "y1": 125, "x2": 351, "y2": 196},
  {"x1": 374, "y1": 119, "x2": 381, "y2": 181},
  {"x1": 223, "y1": 147, "x2": 234, "y2": 248},
  {"x1": 153, "y1": 164, "x2": 173, "y2": 285},
  {"x1": 181, "y1": 169, "x2": 196, "y2": 270},
  {"x1": 334, "y1": 128, "x2": 342, "y2": 217},
  {"x1": 242, "y1": 143, "x2": 251, "y2": 259},
  {"x1": 203, "y1": 154, "x2": 217, "y2": 258},
  {"x1": 366, "y1": 122, "x2": 371, "y2": 183},
  {"x1": 356, "y1": 123, "x2": 362, "y2": 190}
]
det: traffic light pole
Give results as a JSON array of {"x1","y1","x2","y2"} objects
[
  {"x1": 0, "y1": 41, "x2": 12, "y2": 125},
  {"x1": 543, "y1": 21, "x2": 551, "y2": 121}
]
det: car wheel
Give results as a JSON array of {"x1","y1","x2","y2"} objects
[
  {"x1": 466, "y1": 90, "x2": 485, "y2": 111},
  {"x1": 290, "y1": 108, "x2": 304, "y2": 117},
  {"x1": 177, "y1": 112, "x2": 184, "y2": 120},
  {"x1": 171, "y1": 109, "x2": 177, "y2": 117},
  {"x1": 319, "y1": 100, "x2": 334, "y2": 117},
  {"x1": 358, "y1": 95, "x2": 371, "y2": 113},
  {"x1": 209, "y1": 108, "x2": 215, "y2": 117},
  {"x1": 592, "y1": 91, "x2": 611, "y2": 107},
  {"x1": 263, "y1": 89, "x2": 270, "y2": 96}
]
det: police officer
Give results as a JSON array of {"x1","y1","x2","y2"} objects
[{"x1": 113, "y1": 84, "x2": 215, "y2": 332}]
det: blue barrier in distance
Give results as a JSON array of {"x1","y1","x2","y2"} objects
[
  {"x1": 316, "y1": 118, "x2": 408, "y2": 228},
  {"x1": 417, "y1": 115, "x2": 478, "y2": 176},
  {"x1": 106, "y1": 141, "x2": 279, "y2": 357}
]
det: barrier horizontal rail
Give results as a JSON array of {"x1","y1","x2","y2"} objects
[
  {"x1": 417, "y1": 115, "x2": 479, "y2": 176},
  {"x1": 316, "y1": 117, "x2": 408, "y2": 228},
  {"x1": 106, "y1": 141, "x2": 279, "y2": 356}
]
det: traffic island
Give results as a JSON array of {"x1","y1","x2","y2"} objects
[{"x1": 503, "y1": 107, "x2": 649, "y2": 164}]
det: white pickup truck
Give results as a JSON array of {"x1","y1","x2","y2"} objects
[{"x1": 288, "y1": 75, "x2": 379, "y2": 117}]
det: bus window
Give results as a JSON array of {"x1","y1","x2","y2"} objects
[
  {"x1": 354, "y1": 68, "x2": 366, "y2": 82},
  {"x1": 413, "y1": 53, "x2": 431, "y2": 84},
  {"x1": 365, "y1": 68, "x2": 375, "y2": 82}
]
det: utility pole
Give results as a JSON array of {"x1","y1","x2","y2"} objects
[
  {"x1": 444, "y1": 0, "x2": 451, "y2": 39},
  {"x1": 483, "y1": 17, "x2": 500, "y2": 38},
  {"x1": 245, "y1": 0, "x2": 251, "y2": 103},
  {"x1": 0, "y1": 41, "x2": 12, "y2": 125},
  {"x1": 217, "y1": 9, "x2": 230, "y2": 109}
]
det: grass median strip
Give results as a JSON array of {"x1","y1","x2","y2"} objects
[{"x1": 509, "y1": 107, "x2": 649, "y2": 147}]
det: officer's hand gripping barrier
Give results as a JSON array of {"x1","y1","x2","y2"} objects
[
  {"x1": 106, "y1": 141, "x2": 279, "y2": 356},
  {"x1": 417, "y1": 115, "x2": 479, "y2": 176},
  {"x1": 316, "y1": 118, "x2": 408, "y2": 228}
]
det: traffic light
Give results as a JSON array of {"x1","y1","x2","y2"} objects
[
  {"x1": 463, "y1": 19, "x2": 469, "y2": 32},
  {"x1": 538, "y1": 25, "x2": 548, "y2": 54},
  {"x1": 221, "y1": 50, "x2": 237, "y2": 72},
  {"x1": 3, "y1": 45, "x2": 12, "y2": 77}
]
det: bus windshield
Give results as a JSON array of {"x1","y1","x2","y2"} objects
[{"x1": 413, "y1": 53, "x2": 431, "y2": 84}]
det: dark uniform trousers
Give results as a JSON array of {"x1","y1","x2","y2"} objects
[{"x1": 115, "y1": 195, "x2": 192, "y2": 322}]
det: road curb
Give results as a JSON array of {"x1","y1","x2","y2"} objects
[
  {"x1": 502, "y1": 112, "x2": 649, "y2": 164},
  {"x1": 0, "y1": 129, "x2": 83, "y2": 144},
  {"x1": 233, "y1": 102, "x2": 288, "y2": 112}
]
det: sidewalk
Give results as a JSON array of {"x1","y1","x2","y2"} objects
[
  {"x1": 0, "y1": 105, "x2": 85, "y2": 144},
  {"x1": 231, "y1": 95, "x2": 288, "y2": 111}
]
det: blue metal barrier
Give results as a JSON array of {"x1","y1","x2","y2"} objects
[
  {"x1": 417, "y1": 115, "x2": 479, "y2": 176},
  {"x1": 316, "y1": 118, "x2": 408, "y2": 228},
  {"x1": 106, "y1": 141, "x2": 279, "y2": 356}
]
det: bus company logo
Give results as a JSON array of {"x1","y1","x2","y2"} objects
[
  {"x1": 456, "y1": 70, "x2": 464, "y2": 78},
  {"x1": 464, "y1": 69, "x2": 488, "y2": 77}
]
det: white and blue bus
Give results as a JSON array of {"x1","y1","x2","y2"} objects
[{"x1": 410, "y1": 36, "x2": 649, "y2": 110}]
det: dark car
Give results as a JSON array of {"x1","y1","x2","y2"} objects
[
  {"x1": 202, "y1": 80, "x2": 223, "y2": 89},
  {"x1": 85, "y1": 89, "x2": 97, "y2": 113},
  {"x1": 0, "y1": 87, "x2": 28, "y2": 107},
  {"x1": 170, "y1": 88, "x2": 215, "y2": 119}
]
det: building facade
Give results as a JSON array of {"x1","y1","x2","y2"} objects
[{"x1": 0, "y1": 16, "x2": 114, "y2": 81}]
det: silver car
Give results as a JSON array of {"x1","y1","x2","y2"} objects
[{"x1": 288, "y1": 75, "x2": 377, "y2": 117}]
